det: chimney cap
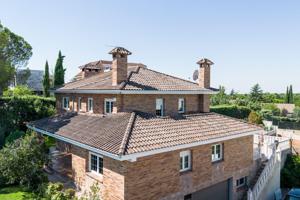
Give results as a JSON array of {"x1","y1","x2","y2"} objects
[
  {"x1": 197, "y1": 58, "x2": 214, "y2": 65},
  {"x1": 109, "y1": 47, "x2": 132, "y2": 56}
]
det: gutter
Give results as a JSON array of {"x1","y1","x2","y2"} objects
[
  {"x1": 27, "y1": 124, "x2": 261, "y2": 162},
  {"x1": 54, "y1": 89, "x2": 218, "y2": 95}
]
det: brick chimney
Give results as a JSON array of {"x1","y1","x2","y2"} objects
[
  {"x1": 109, "y1": 47, "x2": 132, "y2": 86},
  {"x1": 197, "y1": 58, "x2": 214, "y2": 89}
]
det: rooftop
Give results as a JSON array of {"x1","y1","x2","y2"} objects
[{"x1": 28, "y1": 112, "x2": 262, "y2": 156}]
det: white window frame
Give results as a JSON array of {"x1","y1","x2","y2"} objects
[
  {"x1": 62, "y1": 97, "x2": 69, "y2": 110},
  {"x1": 178, "y1": 98, "x2": 185, "y2": 113},
  {"x1": 104, "y1": 98, "x2": 116, "y2": 114},
  {"x1": 89, "y1": 152, "x2": 103, "y2": 175},
  {"x1": 156, "y1": 98, "x2": 164, "y2": 116},
  {"x1": 78, "y1": 97, "x2": 82, "y2": 111},
  {"x1": 212, "y1": 143, "x2": 223, "y2": 162},
  {"x1": 88, "y1": 98, "x2": 93, "y2": 113},
  {"x1": 236, "y1": 176, "x2": 247, "y2": 188},
  {"x1": 180, "y1": 150, "x2": 191, "y2": 172}
]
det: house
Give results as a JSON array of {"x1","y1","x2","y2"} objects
[
  {"x1": 16, "y1": 69, "x2": 44, "y2": 95},
  {"x1": 28, "y1": 47, "x2": 262, "y2": 200}
]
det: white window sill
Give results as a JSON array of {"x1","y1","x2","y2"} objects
[{"x1": 86, "y1": 171, "x2": 103, "y2": 182}]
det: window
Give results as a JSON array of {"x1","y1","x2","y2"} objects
[
  {"x1": 104, "y1": 98, "x2": 116, "y2": 114},
  {"x1": 178, "y1": 98, "x2": 185, "y2": 113},
  {"x1": 212, "y1": 144, "x2": 223, "y2": 162},
  {"x1": 156, "y1": 98, "x2": 164, "y2": 116},
  {"x1": 88, "y1": 98, "x2": 93, "y2": 113},
  {"x1": 62, "y1": 97, "x2": 69, "y2": 110},
  {"x1": 180, "y1": 150, "x2": 191, "y2": 172},
  {"x1": 184, "y1": 194, "x2": 192, "y2": 200},
  {"x1": 78, "y1": 97, "x2": 82, "y2": 111},
  {"x1": 89, "y1": 153, "x2": 103, "y2": 174},
  {"x1": 236, "y1": 177, "x2": 247, "y2": 188}
]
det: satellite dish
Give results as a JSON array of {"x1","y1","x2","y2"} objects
[{"x1": 193, "y1": 70, "x2": 199, "y2": 81}]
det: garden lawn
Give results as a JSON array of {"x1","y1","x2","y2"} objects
[{"x1": 0, "y1": 186, "x2": 35, "y2": 200}]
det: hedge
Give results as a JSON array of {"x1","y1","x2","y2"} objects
[
  {"x1": 0, "y1": 95, "x2": 55, "y2": 147},
  {"x1": 210, "y1": 105, "x2": 251, "y2": 119}
]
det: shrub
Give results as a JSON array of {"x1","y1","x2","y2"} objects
[
  {"x1": 3, "y1": 85, "x2": 33, "y2": 97},
  {"x1": 4, "y1": 130, "x2": 24, "y2": 145},
  {"x1": 294, "y1": 107, "x2": 300, "y2": 118},
  {"x1": 45, "y1": 182, "x2": 76, "y2": 200},
  {"x1": 281, "y1": 154, "x2": 300, "y2": 188},
  {"x1": 210, "y1": 105, "x2": 251, "y2": 119},
  {"x1": 248, "y1": 111, "x2": 263, "y2": 124},
  {"x1": 0, "y1": 95, "x2": 55, "y2": 147},
  {"x1": 0, "y1": 132, "x2": 48, "y2": 190}
]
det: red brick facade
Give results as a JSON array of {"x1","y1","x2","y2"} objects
[{"x1": 59, "y1": 135, "x2": 253, "y2": 200}]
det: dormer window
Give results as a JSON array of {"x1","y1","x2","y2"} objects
[
  {"x1": 105, "y1": 98, "x2": 116, "y2": 114},
  {"x1": 88, "y1": 98, "x2": 93, "y2": 113},
  {"x1": 178, "y1": 98, "x2": 185, "y2": 113},
  {"x1": 156, "y1": 98, "x2": 164, "y2": 116},
  {"x1": 62, "y1": 97, "x2": 69, "y2": 110}
]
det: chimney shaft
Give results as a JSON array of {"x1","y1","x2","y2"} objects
[
  {"x1": 197, "y1": 58, "x2": 214, "y2": 88},
  {"x1": 109, "y1": 47, "x2": 132, "y2": 86}
]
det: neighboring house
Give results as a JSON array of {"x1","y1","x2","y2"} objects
[
  {"x1": 275, "y1": 103, "x2": 295, "y2": 116},
  {"x1": 28, "y1": 47, "x2": 262, "y2": 200},
  {"x1": 16, "y1": 69, "x2": 44, "y2": 95}
]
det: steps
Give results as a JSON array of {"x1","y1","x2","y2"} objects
[{"x1": 249, "y1": 161, "x2": 268, "y2": 189}]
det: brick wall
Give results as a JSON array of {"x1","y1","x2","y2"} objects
[
  {"x1": 124, "y1": 135, "x2": 253, "y2": 200},
  {"x1": 55, "y1": 93, "x2": 210, "y2": 115},
  {"x1": 60, "y1": 135, "x2": 253, "y2": 200}
]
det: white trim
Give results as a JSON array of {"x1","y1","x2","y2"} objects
[
  {"x1": 55, "y1": 89, "x2": 217, "y2": 95},
  {"x1": 211, "y1": 143, "x2": 222, "y2": 162},
  {"x1": 62, "y1": 97, "x2": 70, "y2": 110},
  {"x1": 104, "y1": 98, "x2": 116, "y2": 114},
  {"x1": 180, "y1": 150, "x2": 191, "y2": 172},
  {"x1": 88, "y1": 97, "x2": 93, "y2": 113},
  {"x1": 89, "y1": 152, "x2": 103, "y2": 175},
  {"x1": 178, "y1": 98, "x2": 185, "y2": 113},
  {"x1": 27, "y1": 124, "x2": 260, "y2": 162}
]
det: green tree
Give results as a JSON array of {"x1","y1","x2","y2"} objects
[
  {"x1": 250, "y1": 84, "x2": 263, "y2": 102},
  {"x1": 248, "y1": 111, "x2": 262, "y2": 124},
  {"x1": 289, "y1": 85, "x2": 294, "y2": 104},
  {"x1": 285, "y1": 86, "x2": 290, "y2": 103},
  {"x1": 43, "y1": 61, "x2": 50, "y2": 97},
  {"x1": 0, "y1": 22, "x2": 32, "y2": 94},
  {"x1": 53, "y1": 51, "x2": 66, "y2": 87},
  {"x1": 0, "y1": 132, "x2": 48, "y2": 189},
  {"x1": 3, "y1": 85, "x2": 33, "y2": 96}
]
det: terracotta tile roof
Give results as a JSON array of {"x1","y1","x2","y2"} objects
[
  {"x1": 28, "y1": 112, "x2": 262, "y2": 156},
  {"x1": 59, "y1": 66, "x2": 213, "y2": 91}
]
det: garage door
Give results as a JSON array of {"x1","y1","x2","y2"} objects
[{"x1": 190, "y1": 179, "x2": 231, "y2": 200}]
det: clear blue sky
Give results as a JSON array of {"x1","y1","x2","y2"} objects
[{"x1": 1, "y1": 0, "x2": 300, "y2": 93}]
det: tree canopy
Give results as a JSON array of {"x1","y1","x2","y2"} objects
[
  {"x1": 43, "y1": 61, "x2": 50, "y2": 97},
  {"x1": 0, "y1": 22, "x2": 32, "y2": 94},
  {"x1": 53, "y1": 51, "x2": 66, "y2": 87},
  {"x1": 250, "y1": 83, "x2": 263, "y2": 102}
]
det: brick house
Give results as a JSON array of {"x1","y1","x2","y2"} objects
[{"x1": 28, "y1": 47, "x2": 262, "y2": 200}]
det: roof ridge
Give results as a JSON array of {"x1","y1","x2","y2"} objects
[
  {"x1": 121, "y1": 66, "x2": 142, "y2": 89},
  {"x1": 142, "y1": 67, "x2": 200, "y2": 86},
  {"x1": 118, "y1": 112, "x2": 137, "y2": 156}
]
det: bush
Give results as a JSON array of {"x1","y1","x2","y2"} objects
[
  {"x1": 0, "y1": 132, "x2": 48, "y2": 190},
  {"x1": 3, "y1": 85, "x2": 33, "y2": 97},
  {"x1": 4, "y1": 130, "x2": 24, "y2": 145},
  {"x1": 45, "y1": 182, "x2": 76, "y2": 200},
  {"x1": 281, "y1": 154, "x2": 300, "y2": 188},
  {"x1": 248, "y1": 111, "x2": 263, "y2": 124},
  {"x1": 210, "y1": 105, "x2": 251, "y2": 119},
  {"x1": 0, "y1": 95, "x2": 55, "y2": 147}
]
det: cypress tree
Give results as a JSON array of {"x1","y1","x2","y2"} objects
[
  {"x1": 285, "y1": 86, "x2": 290, "y2": 103},
  {"x1": 289, "y1": 85, "x2": 294, "y2": 104},
  {"x1": 43, "y1": 60, "x2": 50, "y2": 97},
  {"x1": 53, "y1": 50, "x2": 66, "y2": 87}
]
